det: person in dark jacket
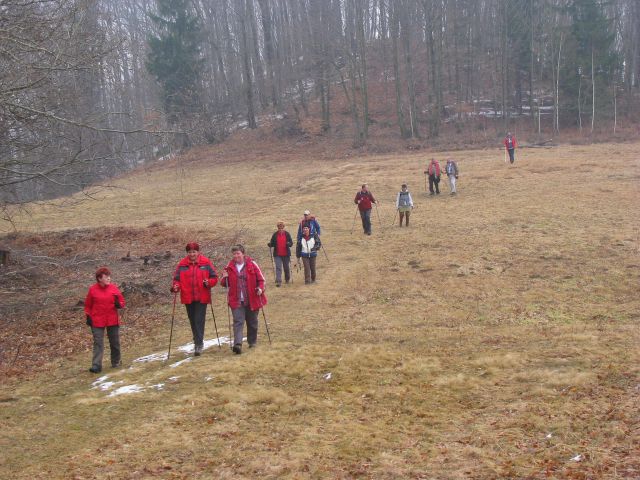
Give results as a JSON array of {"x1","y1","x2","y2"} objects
[
  {"x1": 220, "y1": 245, "x2": 267, "y2": 355},
  {"x1": 267, "y1": 221, "x2": 293, "y2": 287},
  {"x1": 84, "y1": 267, "x2": 126, "y2": 373},
  {"x1": 296, "y1": 226, "x2": 321, "y2": 284},
  {"x1": 297, "y1": 209, "x2": 321, "y2": 241},
  {"x1": 504, "y1": 132, "x2": 517, "y2": 164},
  {"x1": 424, "y1": 158, "x2": 441, "y2": 195},
  {"x1": 171, "y1": 242, "x2": 218, "y2": 356},
  {"x1": 354, "y1": 183, "x2": 377, "y2": 235},
  {"x1": 445, "y1": 158, "x2": 459, "y2": 195}
]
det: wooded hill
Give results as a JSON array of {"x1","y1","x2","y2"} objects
[{"x1": 2, "y1": 0, "x2": 639, "y2": 206}]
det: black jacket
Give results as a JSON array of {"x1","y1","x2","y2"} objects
[{"x1": 268, "y1": 230, "x2": 293, "y2": 257}]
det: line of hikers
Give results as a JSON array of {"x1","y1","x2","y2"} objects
[
  {"x1": 83, "y1": 142, "x2": 528, "y2": 372},
  {"x1": 85, "y1": 209, "x2": 328, "y2": 370}
]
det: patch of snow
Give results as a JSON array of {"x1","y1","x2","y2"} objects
[
  {"x1": 170, "y1": 358, "x2": 192, "y2": 368},
  {"x1": 168, "y1": 376, "x2": 180, "y2": 382},
  {"x1": 108, "y1": 384, "x2": 145, "y2": 397},
  {"x1": 545, "y1": 433, "x2": 553, "y2": 439},
  {"x1": 133, "y1": 336, "x2": 231, "y2": 364},
  {"x1": 149, "y1": 383, "x2": 165, "y2": 391},
  {"x1": 322, "y1": 372, "x2": 332, "y2": 381},
  {"x1": 205, "y1": 376, "x2": 214, "y2": 382},
  {"x1": 92, "y1": 375, "x2": 109, "y2": 387},
  {"x1": 570, "y1": 454, "x2": 583, "y2": 462},
  {"x1": 177, "y1": 336, "x2": 231, "y2": 354},
  {"x1": 133, "y1": 352, "x2": 168, "y2": 363},
  {"x1": 97, "y1": 381, "x2": 123, "y2": 392}
]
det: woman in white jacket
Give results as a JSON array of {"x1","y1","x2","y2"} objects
[
  {"x1": 395, "y1": 184, "x2": 414, "y2": 227},
  {"x1": 296, "y1": 226, "x2": 321, "y2": 284}
]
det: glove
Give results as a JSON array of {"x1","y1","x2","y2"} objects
[
  {"x1": 114, "y1": 295, "x2": 122, "y2": 309},
  {"x1": 456, "y1": 175, "x2": 459, "y2": 179},
  {"x1": 255, "y1": 287, "x2": 263, "y2": 296},
  {"x1": 171, "y1": 284, "x2": 180, "y2": 293},
  {"x1": 86, "y1": 315, "x2": 92, "y2": 327}
]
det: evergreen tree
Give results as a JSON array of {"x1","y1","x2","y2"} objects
[
  {"x1": 146, "y1": 0, "x2": 204, "y2": 124},
  {"x1": 562, "y1": 0, "x2": 618, "y2": 127}
]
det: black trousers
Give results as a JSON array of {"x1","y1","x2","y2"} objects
[
  {"x1": 429, "y1": 175, "x2": 440, "y2": 194},
  {"x1": 185, "y1": 302, "x2": 207, "y2": 347},
  {"x1": 508, "y1": 148, "x2": 515, "y2": 163}
]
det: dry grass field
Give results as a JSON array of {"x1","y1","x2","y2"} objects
[{"x1": 0, "y1": 141, "x2": 639, "y2": 479}]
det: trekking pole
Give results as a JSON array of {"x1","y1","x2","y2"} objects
[
  {"x1": 349, "y1": 205, "x2": 359, "y2": 234},
  {"x1": 374, "y1": 203, "x2": 385, "y2": 233},
  {"x1": 225, "y1": 286, "x2": 233, "y2": 350},
  {"x1": 320, "y1": 244, "x2": 330, "y2": 262},
  {"x1": 390, "y1": 208, "x2": 398, "y2": 227},
  {"x1": 166, "y1": 291, "x2": 177, "y2": 361},
  {"x1": 209, "y1": 302, "x2": 221, "y2": 349},
  {"x1": 260, "y1": 307, "x2": 272, "y2": 345},
  {"x1": 268, "y1": 246, "x2": 277, "y2": 283},
  {"x1": 289, "y1": 257, "x2": 294, "y2": 284}
]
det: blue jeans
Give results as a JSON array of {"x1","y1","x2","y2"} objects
[{"x1": 360, "y1": 209, "x2": 372, "y2": 234}]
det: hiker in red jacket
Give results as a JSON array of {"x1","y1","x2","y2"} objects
[
  {"x1": 84, "y1": 267, "x2": 126, "y2": 373},
  {"x1": 504, "y1": 132, "x2": 517, "y2": 164},
  {"x1": 354, "y1": 183, "x2": 377, "y2": 235},
  {"x1": 424, "y1": 158, "x2": 442, "y2": 195},
  {"x1": 267, "y1": 221, "x2": 293, "y2": 287},
  {"x1": 171, "y1": 242, "x2": 218, "y2": 356},
  {"x1": 220, "y1": 244, "x2": 267, "y2": 355}
]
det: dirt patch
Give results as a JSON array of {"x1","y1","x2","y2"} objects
[{"x1": 0, "y1": 226, "x2": 240, "y2": 378}]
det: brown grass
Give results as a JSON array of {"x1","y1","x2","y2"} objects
[{"x1": 0, "y1": 142, "x2": 639, "y2": 479}]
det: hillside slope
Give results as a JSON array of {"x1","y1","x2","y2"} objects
[{"x1": 1, "y1": 142, "x2": 639, "y2": 478}]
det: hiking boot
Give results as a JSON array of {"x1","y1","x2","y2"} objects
[
  {"x1": 248, "y1": 343, "x2": 256, "y2": 349},
  {"x1": 429, "y1": 192, "x2": 435, "y2": 196},
  {"x1": 232, "y1": 344, "x2": 242, "y2": 355},
  {"x1": 276, "y1": 283, "x2": 281, "y2": 288},
  {"x1": 89, "y1": 366, "x2": 101, "y2": 374},
  {"x1": 111, "y1": 361, "x2": 122, "y2": 368},
  {"x1": 194, "y1": 345, "x2": 203, "y2": 356}
]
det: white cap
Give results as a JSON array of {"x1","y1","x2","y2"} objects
[{"x1": 303, "y1": 210, "x2": 311, "y2": 215}]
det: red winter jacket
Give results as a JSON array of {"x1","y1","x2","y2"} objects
[
  {"x1": 84, "y1": 283, "x2": 125, "y2": 328},
  {"x1": 220, "y1": 256, "x2": 267, "y2": 311},
  {"x1": 172, "y1": 254, "x2": 218, "y2": 305},
  {"x1": 504, "y1": 135, "x2": 517, "y2": 150},
  {"x1": 428, "y1": 161, "x2": 441, "y2": 177},
  {"x1": 355, "y1": 191, "x2": 376, "y2": 211}
]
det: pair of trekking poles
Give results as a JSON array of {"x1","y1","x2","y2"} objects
[
  {"x1": 350, "y1": 202, "x2": 385, "y2": 235},
  {"x1": 167, "y1": 283, "x2": 272, "y2": 361}
]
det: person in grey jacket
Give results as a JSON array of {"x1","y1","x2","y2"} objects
[
  {"x1": 395, "y1": 184, "x2": 414, "y2": 226},
  {"x1": 445, "y1": 158, "x2": 459, "y2": 195}
]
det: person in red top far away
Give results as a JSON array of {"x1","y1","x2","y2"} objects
[
  {"x1": 220, "y1": 245, "x2": 267, "y2": 355},
  {"x1": 84, "y1": 267, "x2": 126, "y2": 373},
  {"x1": 170, "y1": 242, "x2": 218, "y2": 357},
  {"x1": 354, "y1": 183, "x2": 377, "y2": 235},
  {"x1": 424, "y1": 158, "x2": 442, "y2": 195},
  {"x1": 267, "y1": 221, "x2": 293, "y2": 287},
  {"x1": 504, "y1": 131, "x2": 517, "y2": 164}
]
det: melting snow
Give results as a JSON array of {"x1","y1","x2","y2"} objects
[
  {"x1": 108, "y1": 384, "x2": 145, "y2": 397},
  {"x1": 133, "y1": 336, "x2": 231, "y2": 364},
  {"x1": 170, "y1": 358, "x2": 192, "y2": 368},
  {"x1": 570, "y1": 454, "x2": 583, "y2": 462},
  {"x1": 323, "y1": 372, "x2": 332, "y2": 381}
]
